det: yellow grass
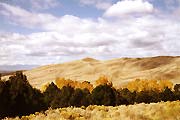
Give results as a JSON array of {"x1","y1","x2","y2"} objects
[{"x1": 4, "y1": 101, "x2": 180, "y2": 120}]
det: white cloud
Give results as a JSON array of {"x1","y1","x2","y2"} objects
[
  {"x1": 79, "y1": 0, "x2": 112, "y2": 10},
  {"x1": 104, "y1": 0, "x2": 154, "y2": 17},
  {"x1": 30, "y1": 0, "x2": 59, "y2": 10},
  {"x1": 0, "y1": 2, "x2": 180, "y2": 65},
  {"x1": 8, "y1": 0, "x2": 60, "y2": 10},
  {"x1": 0, "y1": 2, "x2": 57, "y2": 29}
]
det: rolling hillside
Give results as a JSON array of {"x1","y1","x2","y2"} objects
[{"x1": 21, "y1": 56, "x2": 180, "y2": 89}]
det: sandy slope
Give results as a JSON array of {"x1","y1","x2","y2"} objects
[{"x1": 21, "y1": 56, "x2": 180, "y2": 89}]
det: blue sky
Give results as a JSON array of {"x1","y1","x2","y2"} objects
[{"x1": 0, "y1": 0, "x2": 180, "y2": 66}]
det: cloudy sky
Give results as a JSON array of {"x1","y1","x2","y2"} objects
[{"x1": 0, "y1": 0, "x2": 180, "y2": 66}]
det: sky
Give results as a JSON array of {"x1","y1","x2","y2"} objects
[{"x1": 0, "y1": 0, "x2": 180, "y2": 66}]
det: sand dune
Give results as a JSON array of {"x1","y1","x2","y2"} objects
[{"x1": 21, "y1": 56, "x2": 180, "y2": 89}]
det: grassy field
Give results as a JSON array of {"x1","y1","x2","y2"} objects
[{"x1": 4, "y1": 101, "x2": 180, "y2": 120}]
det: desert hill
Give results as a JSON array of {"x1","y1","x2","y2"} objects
[{"x1": 20, "y1": 56, "x2": 180, "y2": 89}]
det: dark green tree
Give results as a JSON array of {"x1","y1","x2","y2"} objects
[
  {"x1": 115, "y1": 89, "x2": 129, "y2": 105},
  {"x1": 50, "y1": 85, "x2": 74, "y2": 108},
  {"x1": 174, "y1": 84, "x2": 180, "y2": 92},
  {"x1": 69, "y1": 88, "x2": 90, "y2": 107},
  {"x1": 174, "y1": 84, "x2": 180, "y2": 100},
  {"x1": 91, "y1": 84, "x2": 116, "y2": 106},
  {"x1": 0, "y1": 80, "x2": 9, "y2": 118},
  {"x1": 43, "y1": 82, "x2": 61, "y2": 108},
  {"x1": 0, "y1": 71, "x2": 47, "y2": 118},
  {"x1": 160, "y1": 87, "x2": 175, "y2": 102},
  {"x1": 118, "y1": 88, "x2": 136, "y2": 105},
  {"x1": 135, "y1": 90, "x2": 160, "y2": 103}
]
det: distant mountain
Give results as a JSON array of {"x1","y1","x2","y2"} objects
[
  {"x1": 0, "y1": 64, "x2": 38, "y2": 71},
  {"x1": 20, "y1": 56, "x2": 180, "y2": 89}
]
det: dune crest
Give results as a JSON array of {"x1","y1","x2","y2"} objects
[
  {"x1": 23, "y1": 56, "x2": 180, "y2": 89},
  {"x1": 81, "y1": 57, "x2": 99, "y2": 62}
]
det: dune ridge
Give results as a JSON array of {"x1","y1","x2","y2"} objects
[{"x1": 21, "y1": 56, "x2": 180, "y2": 89}]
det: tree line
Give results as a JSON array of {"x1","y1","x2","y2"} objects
[{"x1": 0, "y1": 72, "x2": 179, "y2": 119}]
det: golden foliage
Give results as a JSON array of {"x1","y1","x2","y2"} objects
[
  {"x1": 55, "y1": 75, "x2": 112, "y2": 92},
  {"x1": 159, "y1": 80, "x2": 173, "y2": 90},
  {"x1": 55, "y1": 77, "x2": 93, "y2": 91},
  {"x1": 41, "y1": 75, "x2": 174, "y2": 93},
  {"x1": 125, "y1": 79, "x2": 173, "y2": 92},
  {"x1": 95, "y1": 75, "x2": 112, "y2": 86},
  {"x1": 40, "y1": 82, "x2": 50, "y2": 92}
]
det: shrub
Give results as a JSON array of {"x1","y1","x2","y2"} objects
[
  {"x1": 135, "y1": 90, "x2": 161, "y2": 103},
  {"x1": 69, "y1": 88, "x2": 90, "y2": 107},
  {"x1": 117, "y1": 88, "x2": 136, "y2": 105},
  {"x1": 91, "y1": 84, "x2": 116, "y2": 106},
  {"x1": 0, "y1": 72, "x2": 179, "y2": 119},
  {"x1": 174, "y1": 84, "x2": 180, "y2": 100},
  {"x1": 43, "y1": 82, "x2": 61, "y2": 108},
  {"x1": 0, "y1": 71, "x2": 47, "y2": 119},
  {"x1": 160, "y1": 87, "x2": 175, "y2": 102}
]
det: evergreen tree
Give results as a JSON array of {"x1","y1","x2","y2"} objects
[
  {"x1": 118, "y1": 88, "x2": 136, "y2": 105},
  {"x1": 174, "y1": 84, "x2": 180, "y2": 100},
  {"x1": 0, "y1": 71, "x2": 47, "y2": 118},
  {"x1": 70, "y1": 88, "x2": 90, "y2": 107},
  {"x1": 91, "y1": 84, "x2": 116, "y2": 106},
  {"x1": 160, "y1": 87, "x2": 175, "y2": 102},
  {"x1": 115, "y1": 89, "x2": 129, "y2": 105},
  {"x1": 135, "y1": 90, "x2": 160, "y2": 103},
  {"x1": 43, "y1": 82, "x2": 61, "y2": 108}
]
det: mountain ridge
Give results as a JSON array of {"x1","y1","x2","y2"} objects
[{"x1": 20, "y1": 56, "x2": 180, "y2": 89}]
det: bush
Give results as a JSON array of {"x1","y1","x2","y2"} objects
[
  {"x1": 174, "y1": 84, "x2": 180, "y2": 100},
  {"x1": 0, "y1": 73, "x2": 179, "y2": 119},
  {"x1": 117, "y1": 88, "x2": 136, "y2": 105},
  {"x1": 91, "y1": 84, "x2": 116, "y2": 106},
  {"x1": 0, "y1": 71, "x2": 47, "y2": 119},
  {"x1": 70, "y1": 88, "x2": 90, "y2": 107},
  {"x1": 160, "y1": 87, "x2": 175, "y2": 102},
  {"x1": 43, "y1": 82, "x2": 61, "y2": 108},
  {"x1": 135, "y1": 90, "x2": 161, "y2": 103}
]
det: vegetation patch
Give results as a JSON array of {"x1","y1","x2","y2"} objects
[{"x1": 0, "y1": 72, "x2": 179, "y2": 119}]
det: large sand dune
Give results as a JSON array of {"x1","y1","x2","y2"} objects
[{"x1": 22, "y1": 56, "x2": 180, "y2": 89}]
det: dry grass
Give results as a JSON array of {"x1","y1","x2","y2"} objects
[{"x1": 5, "y1": 101, "x2": 180, "y2": 120}]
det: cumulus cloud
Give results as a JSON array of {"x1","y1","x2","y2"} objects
[
  {"x1": 30, "y1": 0, "x2": 59, "y2": 10},
  {"x1": 147, "y1": 0, "x2": 180, "y2": 14},
  {"x1": 104, "y1": 0, "x2": 154, "y2": 17},
  {"x1": 0, "y1": 2, "x2": 57, "y2": 29},
  {"x1": 0, "y1": 1, "x2": 180, "y2": 65},
  {"x1": 4, "y1": 0, "x2": 60, "y2": 10},
  {"x1": 79, "y1": 0, "x2": 112, "y2": 10}
]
